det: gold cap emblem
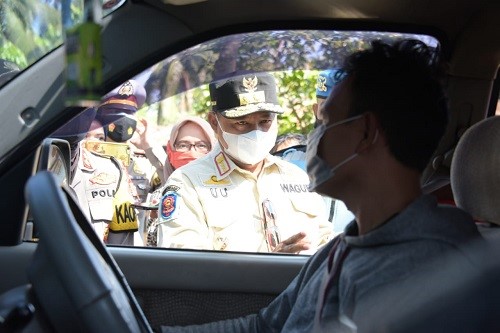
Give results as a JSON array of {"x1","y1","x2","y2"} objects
[
  {"x1": 239, "y1": 76, "x2": 265, "y2": 106},
  {"x1": 242, "y1": 76, "x2": 258, "y2": 92},
  {"x1": 316, "y1": 76, "x2": 328, "y2": 92},
  {"x1": 118, "y1": 81, "x2": 134, "y2": 96}
]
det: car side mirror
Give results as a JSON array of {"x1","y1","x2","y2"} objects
[
  {"x1": 24, "y1": 138, "x2": 72, "y2": 241},
  {"x1": 36, "y1": 138, "x2": 71, "y2": 186}
]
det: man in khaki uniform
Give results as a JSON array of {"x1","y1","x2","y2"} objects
[{"x1": 156, "y1": 72, "x2": 332, "y2": 253}]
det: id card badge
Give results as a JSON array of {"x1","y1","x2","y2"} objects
[{"x1": 85, "y1": 140, "x2": 131, "y2": 167}]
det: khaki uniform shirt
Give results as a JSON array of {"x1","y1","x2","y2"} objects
[
  {"x1": 71, "y1": 143, "x2": 142, "y2": 245},
  {"x1": 157, "y1": 144, "x2": 332, "y2": 253}
]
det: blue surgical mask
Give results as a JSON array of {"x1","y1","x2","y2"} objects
[{"x1": 306, "y1": 115, "x2": 363, "y2": 193}]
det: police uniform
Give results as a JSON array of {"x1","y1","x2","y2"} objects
[
  {"x1": 96, "y1": 79, "x2": 159, "y2": 243},
  {"x1": 97, "y1": 79, "x2": 155, "y2": 203},
  {"x1": 71, "y1": 142, "x2": 141, "y2": 245}
]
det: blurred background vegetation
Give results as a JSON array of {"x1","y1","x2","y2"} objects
[
  {"x1": 141, "y1": 31, "x2": 384, "y2": 135},
  {"x1": 1, "y1": 1, "x2": 432, "y2": 136}
]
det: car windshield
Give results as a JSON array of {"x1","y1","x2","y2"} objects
[
  {"x1": 137, "y1": 30, "x2": 438, "y2": 137},
  {"x1": 45, "y1": 28, "x2": 440, "y2": 251}
]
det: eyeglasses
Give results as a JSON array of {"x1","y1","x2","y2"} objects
[
  {"x1": 174, "y1": 141, "x2": 210, "y2": 153},
  {"x1": 262, "y1": 198, "x2": 281, "y2": 251}
]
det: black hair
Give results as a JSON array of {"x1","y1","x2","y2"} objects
[{"x1": 343, "y1": 39, "x2": 448, "y2": 172}]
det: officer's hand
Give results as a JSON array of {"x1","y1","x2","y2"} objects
[
  {"x1": 273, "y1": 232, "x2": 311, "y2": 254},
  {"x1": 130, "y1": 118, "x2": 150, "y2": 150}
]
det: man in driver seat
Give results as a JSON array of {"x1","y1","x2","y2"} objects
[{"x1": 159, "y1": 39, "x2": 483, "y2": 332}]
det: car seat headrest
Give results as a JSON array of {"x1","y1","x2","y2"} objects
[{"x1": 451, "y1": 117, "x2": 500, "y2": 225}]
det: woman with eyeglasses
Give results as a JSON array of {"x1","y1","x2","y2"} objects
[
  {"x1": 133, "y1": 115, "x2": 216, "y2": 185},
  {"x1": 164, "y1": 116, "x2": 216, "y2": 179}
]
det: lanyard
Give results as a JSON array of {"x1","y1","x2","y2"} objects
[{"x1": 315, "y1": 235, "x2": 351, "y2": 322}]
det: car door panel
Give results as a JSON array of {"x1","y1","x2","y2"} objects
[
  {"x1": 0, "y1": 241, "x2": 306, "y2": 329},
  {"x1": 112, "y1": 247, "x2": 307, "y2": 327}
]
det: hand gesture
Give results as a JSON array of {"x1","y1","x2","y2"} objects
[
  {"x1": 273, "y1": 232, "x2": 311, "y2": 254},
  {"x1": 130, "y1": 118, "x2": 150, "y2": 150}
]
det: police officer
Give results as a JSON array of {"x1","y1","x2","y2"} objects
[
  {"x1": 69, "y1": 117, "x2": 141, "y2": 246},
  {"x1": 156, "y1": 72, "x2": 332, "y2": 253},
  {"x1": 97, "y1": 79, "x2": 159, "y2": 203},
  {"x1": 96, "y1": 80, "x2": 160, "y2": 243}
]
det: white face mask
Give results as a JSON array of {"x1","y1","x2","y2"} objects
[
  {"x1": 216, "y1": 115, "x2": 278, "y2": 165},
  {"x1": 306, "y1": 115, "x2": 364, "y2": 193}
]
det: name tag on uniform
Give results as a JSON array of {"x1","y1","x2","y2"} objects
[
  {"x1": 86, "y1": 185, "x2": 116, "y2": 202},
  {"x1": 199, "y1": 174, "x2": 233, "y2": 187},
  {"x1": 86, "y1": 186, "x2": 115, "y2": 221},
  {"x1": 109, "y1": 200, "x2": 139, "y2": 232},
  {"x1": 280, "y1": 183, "x2": 309, "y2": 193}
]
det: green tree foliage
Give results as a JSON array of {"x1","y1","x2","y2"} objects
[
  {"x1": 274, "y1": 70, "x2": 317, "y2": 135},
  {"x1": 157, "y1": 69, "x2": 318, "y2": 135},
  {"x1": 0, "y1": 0, "x2": 82, "y2": 70},
  {"x1": 0, "y1": 40, "x2": 27, "y2": 67},
  {"x1": 145, "y1": 30, "x2": 417, "y2": 132}
]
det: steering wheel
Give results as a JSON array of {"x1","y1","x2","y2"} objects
[{"x1": 25, "y1": 171, "x2": 152, "y2": 333}]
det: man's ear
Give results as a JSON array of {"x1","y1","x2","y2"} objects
[
  {"x1": 356, "y1": 112, "x2": 381, "y2": 154},
  {"x1": 207, "y1": 112, "x2": 218, "y2": 132}
]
